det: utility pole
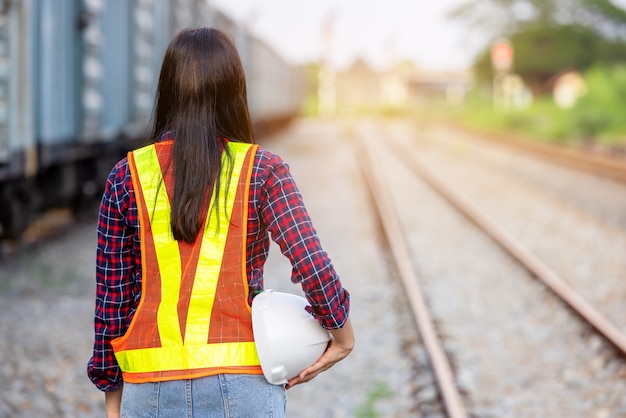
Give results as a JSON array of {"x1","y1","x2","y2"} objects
[
  {"x1": 318, "y1": 12, "x2": 335, "y2": 117},
  {"x1": 491, "y1": 39, "x2": 513, "y2": 110}
]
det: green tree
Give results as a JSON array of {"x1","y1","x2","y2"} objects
[
  {"x1": 450, "y1": 0, "x2": 626, "y2": 36},
  {"x1": 572, "y1": 65, "x2": 626, "y2": 140},
  {"x1": 451, "y1": 0, "x2": 626, "y2": 94},
  {"x1": 473, "y1": 22, "x2": 626, "y2": 93}
]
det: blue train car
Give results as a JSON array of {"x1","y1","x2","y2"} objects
[{"x1": 0, "y1": 0, "x2": 304, "y2": 241}]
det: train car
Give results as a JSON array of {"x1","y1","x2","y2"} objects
[
  {"x1": 0, "y1": 0, "x2": 304, "y2": 241},
  {"x1": 244, "y1": 32, "x2": 305, "y2": 134},
  {"x1": 204, "y1": 5, "x2": 305, "y2": 135}
]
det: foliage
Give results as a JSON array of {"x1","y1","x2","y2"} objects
[
  {"x1": 450, "y1": 0, "x2": 626, "y2": 95},
  {"x1": 354, "y1": 381, "x2": 394, "y2": 418},
  {"x1": 450, "y1": 0, "x2": 626, "y2": 36},
  {"x1": 446, "y1": 64, "x2": 626, "y2": 148},
  {"x1": 473, "y1": 23, "x2": 626, "y2": 93},
  {"x1": 576, "y1": 0, "x2": 626, "y2": 32},
  {"x1": 512, "y1": 24, "x2": 604, "y2": 83},
  {"x1": 571, "y1": 64, "x2": 626, "y2": 142}
]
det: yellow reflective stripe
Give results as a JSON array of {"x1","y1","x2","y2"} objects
[
  {"x1": 132, "y1": 145, "x2": 183, "y2": 347},
  {"x1": 115, "y1": 341, "x2": 260, "y2": 373},
  {"x1": 185, "y1": 142, "x2": 249, "y2": 345},
  {"x1": 181, "y1": 185, "x2": 220, "y2": 346}
]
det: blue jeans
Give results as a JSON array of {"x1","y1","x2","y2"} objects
[{"x1": 120, "y1": 374, "x2": 286, "y2": 418}]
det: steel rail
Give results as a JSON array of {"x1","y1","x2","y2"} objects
[
  {"x1": 356, "y1": 126, "x2": 468, "y2": 418},
  {"x1": 386, "y1": 125, "x2": 626, "y2": 357},
  {"x1": 444, "y1": 124, "x2": 626, "y2": 184}
]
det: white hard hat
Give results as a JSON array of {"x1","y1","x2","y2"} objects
[{"x1": 252, "y1": 290, "x2": 331, "y2": 385}]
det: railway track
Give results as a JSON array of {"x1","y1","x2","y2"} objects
[
  {"x1": 355, "y1": 119, "x2": 626, "y2": 416},
  {"x1": 356, "y1": 128, "x2": 467, "y2": 418},
  {"x1": 444, "y1": 124, "x2": 626, "y2": 184}
]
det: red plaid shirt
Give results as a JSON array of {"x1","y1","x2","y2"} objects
[{"x1": 87, "y1": 139, "x2": 350, "y2": 391}]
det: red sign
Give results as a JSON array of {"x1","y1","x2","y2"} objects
[{"x1": 492, "y1": 41, "x2": 513, "y2": 71}]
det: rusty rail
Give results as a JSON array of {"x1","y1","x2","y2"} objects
[
  {"x1": 356, "y1": 125, "x2": 468, "y2": 418},
  {"x1": 387, "y1": 124, "x2": 626, "y2": 357},
  {"x1": 444, "y1": 124, "x2": 626, "y2": 184}
]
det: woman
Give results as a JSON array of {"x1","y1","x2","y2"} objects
[{"x1": 87, "y1": 27, "x2": 353, "y2": 418}]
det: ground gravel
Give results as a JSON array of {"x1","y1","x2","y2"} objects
[{"x1": 368, "y1": 119, "x2": 626, "y2": 417}]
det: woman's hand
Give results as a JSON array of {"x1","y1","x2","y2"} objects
[
  {"x1": 105, "y1": 387, "x2": 123, "y2": 418},
  {"x1": 285, "y1": 317, "x2": 354, "y2": 390}
]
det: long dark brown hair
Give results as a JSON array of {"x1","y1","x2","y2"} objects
[{"x1": 151, "y1": 27, "x2": 254, "y2": 243}]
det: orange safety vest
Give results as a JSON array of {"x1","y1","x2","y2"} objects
[{"x1": 112, "y1": 140, "x2": 262, "y2": 383}]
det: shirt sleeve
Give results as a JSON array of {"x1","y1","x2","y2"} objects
[
  {"x1": 87, "y1": 158, "x2": 141, "y2": 391},
  {"x1": 257, "y1": 150, "x2": 350, "y2": 329}
]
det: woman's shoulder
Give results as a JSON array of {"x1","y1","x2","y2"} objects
[
  {"x1": 251, "y1": 146, "x2": 294, "y2": 188},
  {"x1": 103, "y1": 156, "x2": 133, "y2": 196},
  {"x1": 109, "y1": 156, "x2": 131, "y2": 179},
  {"x1": 253, "y1": 146, "x2": 288, "y2": 170}
]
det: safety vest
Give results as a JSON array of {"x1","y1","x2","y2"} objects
[{"x1": 112, "y1": 140, "x2": 262, "y2": 383}]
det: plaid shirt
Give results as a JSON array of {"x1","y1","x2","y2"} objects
[{"x1": 87, "y1": 140, "x2": 350, "y2": 392}]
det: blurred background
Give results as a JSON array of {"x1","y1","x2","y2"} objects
[
  {"x1": 1, "y1": 2, "x2": 626, "y2": 417},
  {"x1": 1, "y1": 0, "x2": 626, "y2": 241},
  {"x1": 215, "y1": 0, "x2": 626, "y2": 147}
]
